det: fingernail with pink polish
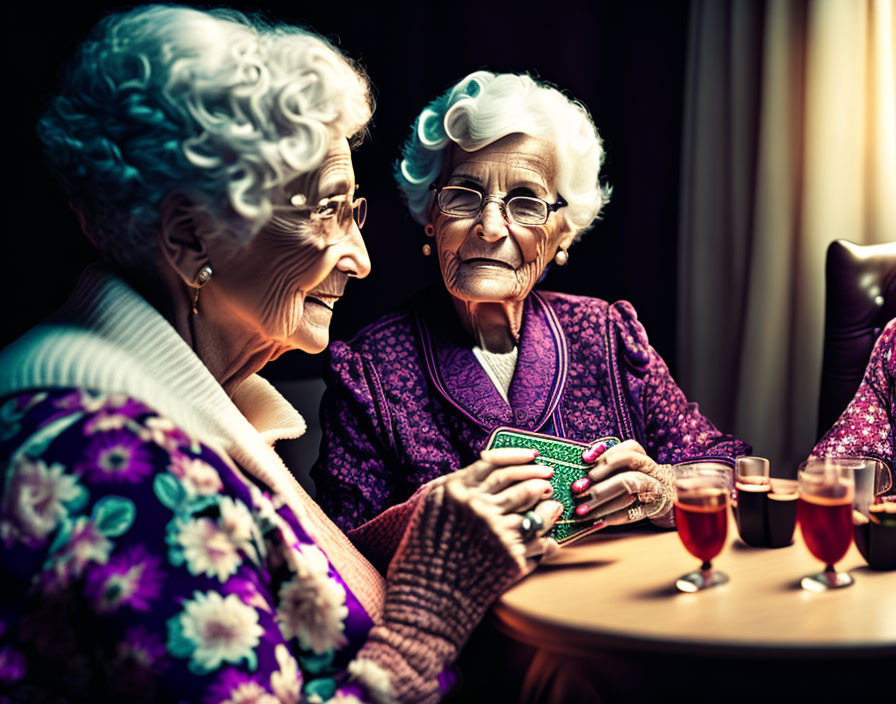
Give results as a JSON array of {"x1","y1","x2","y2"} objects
[
  {"x1": 543, "y1": 485, "x2": 554, "y2": 498},
  {"x1": 571, "y1": 478, "x2": 591, "y2": 494},
  {"x1": 575, "y1": 503, "x2": 591, "y2": 517},
  {"x1": 582, "y1": 442, "x2": 606, "y2": 464},
  {"x1": 592, "y1": 519, "x2": 607, "y2": 530}
]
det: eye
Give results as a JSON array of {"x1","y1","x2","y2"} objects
[{"x1": 314, "y1": 200, "x2": 341, "y2": 218}]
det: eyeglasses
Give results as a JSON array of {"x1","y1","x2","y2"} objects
[
  {"x1": 269, "y1": 185, "x2": 367, "y2": 240},
  {"x1": 431, "y1": 184, "x2": 567, "y2": 226}
]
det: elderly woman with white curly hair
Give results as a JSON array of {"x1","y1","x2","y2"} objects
[
  {"x1": 0, "y1": 10, "x2": 563, "y2": 703},
  {"x1": 313, "y1": 71, "x2": 750, "y2": 539}
]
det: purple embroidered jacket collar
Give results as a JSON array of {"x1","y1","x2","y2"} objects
[{"x1": 415, "y1": 291, "x2": 568, "y2": 432}]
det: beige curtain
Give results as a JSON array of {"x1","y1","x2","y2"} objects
[{"x1": 678, "y1": 0, "x2": 896, "y2": 475}]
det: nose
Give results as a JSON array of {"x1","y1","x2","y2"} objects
[
  {"x1": 337, "y1": 220, "x2": 371, "y2": 279},
  {"x1": 473, "y1": 199, "x2": 509, "y2": 243}
]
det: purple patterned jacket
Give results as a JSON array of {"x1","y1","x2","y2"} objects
[{"x1": 312, "y1": 288, "x2": 751, "y2": 531}]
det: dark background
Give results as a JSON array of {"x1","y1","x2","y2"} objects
[{"x1": 2, "y1": 0, "x2": 690, "y2": 379}]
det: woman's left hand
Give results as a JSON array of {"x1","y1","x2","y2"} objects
[{"x1": 571, "y1": 439, "x2": 676, "y2": 528}]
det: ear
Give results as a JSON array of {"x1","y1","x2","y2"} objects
[
  {"x1": 555, "y1": 218, "x2": 578, "y2": 254},
  {"x1": 427, "y1": 195, "x2": 441, "y2": 230},
  {"x1": 157, "y1": 193, "x2": 210, "y2": 287}
]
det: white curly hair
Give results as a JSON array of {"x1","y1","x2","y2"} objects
[
  {"x1": 38, "y1": 4, "x2": 373, "y2": 270},
  {"x1": 395, "y1": 71, "x2": 609, "y2": 240}
]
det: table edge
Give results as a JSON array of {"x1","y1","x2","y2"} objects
[{"x1": 490, "y1": 601, "x2": 896, "y2": 659}]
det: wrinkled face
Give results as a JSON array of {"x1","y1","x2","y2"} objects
[
  {"x1": 207, "y1": 135, "x2": 370, "y2": 354},
  {"x1": 432, "y1": 133, "x2": 572, "y2": 305}
]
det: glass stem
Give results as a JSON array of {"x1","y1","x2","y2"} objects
[{"x1": 701, "y1": 561, "x2": 712, "y2": 572}]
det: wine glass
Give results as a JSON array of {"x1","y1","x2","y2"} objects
[
  {"x1": 797, "y1": 459, "x2": 855, "y2": 591},
  {"x1": 674, "y1": 464, "x2": 731, "y2": 592}
]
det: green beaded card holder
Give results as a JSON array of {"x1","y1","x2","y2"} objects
[{"x1": 485, "y1": 427, "x2": 620, "y2": 545}]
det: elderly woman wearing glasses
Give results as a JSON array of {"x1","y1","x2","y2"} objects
[
  {"x1": 313, "y1": 71, "x2": 749, "y2": 538},
  {"x1": 0, "y1": 12, "x2": 561, "y2": 703}
]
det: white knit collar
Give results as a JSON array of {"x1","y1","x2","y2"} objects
[
  {"x1": 0, "y1": 264, "x2": 386, "y2": 617},
  {"x1": 0, "y1": 263, "x2": 305, "y2": 450}
]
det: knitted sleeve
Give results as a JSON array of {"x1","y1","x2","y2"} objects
[{"x1": 348, "y1": 481, "x2": 524, "y2": 704}]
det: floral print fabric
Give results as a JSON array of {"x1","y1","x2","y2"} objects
[
  {"x1": 0, "y1": 388, "x2": 376, "y2": 703},
  {"x1": 812, "y1": 317, "x2": 896, "y2": 472}
]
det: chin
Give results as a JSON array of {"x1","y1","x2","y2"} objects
[
  {"x1": 278, "y1": 317, "x2": 329, "y2": 354},
  {"x1": 451, "y1": 277, "x2": 521, "y2": 303},
  {"x1": 292, "y1": 331, "x2": 329, "y2": 355}
]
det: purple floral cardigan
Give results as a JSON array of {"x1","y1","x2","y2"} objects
[
  {"x1": 312, "y1": 289, "x2": 751, "y2": 531},
  {"x1": 812, "y1": 317, "x2": 896, "y2": 473},
  {"x1": 0, "y1": 388, "x2": 377, "y2": 703}
]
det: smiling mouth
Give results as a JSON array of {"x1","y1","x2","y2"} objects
[
  {"x1": 462, "y1": 258, "x2": 514, "y2": 270},
  {"x1": 306, "y1": 294, "x2": 340, "y2": 311}
]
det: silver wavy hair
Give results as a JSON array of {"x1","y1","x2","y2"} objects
[
  {"x1": 395, "y1": 71, "x2": 610, "y2": 240},
  {"x1": 38, "y1": 5, "x2": 373, "y2": 270}
]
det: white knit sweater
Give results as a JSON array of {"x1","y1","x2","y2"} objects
[{"x1": 0, "y1": 264, "x2": 385, "y2": 618}]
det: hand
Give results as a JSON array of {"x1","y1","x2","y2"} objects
[
  {"x1": 571, "y1": 439, "x2": 675, "y2": 528},
  {"x1": 437, "y1": 447, "x2": 563, "y2": 571},
  {"x1": 358, "y1": 448, "x2": 564, "y2": 702}
]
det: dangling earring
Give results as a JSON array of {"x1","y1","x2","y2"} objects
[
  {"x1": 423, "y1": 223, "x2": 434, "y2": 256},
  {"x1": 192, "y1": 264, "x2": 213, "y2": 314},
  {"x1": 554, "y1": 249, "x2": 569, "y2": 266}
]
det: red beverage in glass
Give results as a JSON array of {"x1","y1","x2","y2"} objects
[
  {"x1": 675, "y1": 487, "x2": 728, "y2": 562},
  {"x1": 797, "y1": 494, "x2": 853, "y2": 565}
]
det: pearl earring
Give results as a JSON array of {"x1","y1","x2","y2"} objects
[
  {"x1": 423, "y1": 223, "x2": 434, "y2": 256},
  {"x1": 554, "y1": 249, "x2": 569, "y2": 266}
]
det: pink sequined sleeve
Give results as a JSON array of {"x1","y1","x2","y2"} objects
[{"x1": 811, "y1": 318, "x2": 896, "y2": 470}]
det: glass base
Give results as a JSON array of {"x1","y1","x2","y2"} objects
[
  {"x1": 800, "y1": 566, "x2": 854, "y2": 592},
  {"x1": 676, "y1": 566, "x2": 729, "y2": 592}
]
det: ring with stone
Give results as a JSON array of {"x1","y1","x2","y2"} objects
[
  {"x1": 520, "y1": 510, "x2": 544, "y2": 541},
  {"x1": 627, "y1": 503, "x2": 645, "y2": 521}
]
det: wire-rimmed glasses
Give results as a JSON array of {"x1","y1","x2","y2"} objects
[
  {"x1": 431, "y1": 184, "x2": 567, "y2": 226},
  {"x1": 269, "y1": 185, "x2": 367, "y2": 241}
]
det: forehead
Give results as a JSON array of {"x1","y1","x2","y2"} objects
[
  {"x1": 447, "y1": 133, "x2": 558, "y2": 186},
  {"x1": 284, "y1": 135, "x2": 354, "y2": 201}
]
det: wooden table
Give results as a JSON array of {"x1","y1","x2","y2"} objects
[
  {"x1": 476, "y1": 517, "x2": 895, "y2": 702},
  {"x1": 494, "y1": 517, "x2": 896, "y2": 659}
]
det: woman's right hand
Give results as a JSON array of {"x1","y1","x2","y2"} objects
[
  {"x1": 437, "y1": 447, "x2": 563, "y2": 571},
  {"x1": 354, "y1": 448, "x2": 562, "y2": 703}
]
